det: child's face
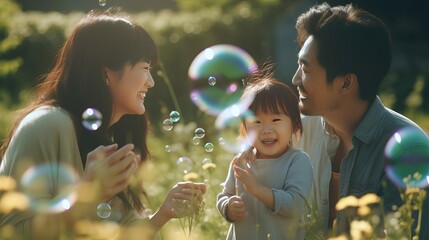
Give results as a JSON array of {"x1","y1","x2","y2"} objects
[{"x1": 245, "y1": 109, "x2": 293, "y2": 159}]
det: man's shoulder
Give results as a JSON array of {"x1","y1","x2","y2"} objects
[{"x1": 382, "y1": 107, "x2": 422, "y2": 133}]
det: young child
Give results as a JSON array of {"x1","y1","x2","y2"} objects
[{"x1": 217, "y1": 68, "x2": 314, "y2": 240}]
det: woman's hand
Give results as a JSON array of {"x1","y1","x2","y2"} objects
[
  {"x1": 226, "y1": 195, "x2": 247, "y2": 222},
  {"x1": 83, "y1": 143, "x2": 140, "y2": 201},
  {"x1": 149, "y1": 182, "x2": 206, "y2": 231},
  {"x1": 161, "y1": 182, "x2": 206, "y2": 219}
]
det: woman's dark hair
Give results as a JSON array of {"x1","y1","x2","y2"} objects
[
  {"x1": 0, "y1": 9, "x2": 158, "y2": 213},
  {"x1": 296, "y1": 3, "x2": 391, "y2": 102}
]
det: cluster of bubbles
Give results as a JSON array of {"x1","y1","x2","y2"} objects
[
  {"x1": 82, "y1": 108, "x2": 103, "y2": 131},
  {"x1": 384, "y1": 127, "x2": 429, "y2": 189},
  {"x1": 163, "y1": 111, "x2": 181, "y2": 131},
  {"x1": 188, "y1": 44, "x2": 258, "y2": 154},
  {"x1": 173, "y1": 127, "x2": 217, "y2": 175}
]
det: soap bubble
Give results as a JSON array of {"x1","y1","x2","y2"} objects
[
  {"x1": 82, "y1": 108, "x2": 102, "y2": 131},
  {"x1": 163, "y1": 119, "x2": 174, "y2": 131},
  {"x1": 384, "y1": 127, "x2": 429, "y2": 189},
  {"x1": 170, "y1": 111, "x2": 181, "y2": 123},
  {"x1": 189, "y1": 44, "x2": 258, "y2": 116},
  {"x1": 204, "y1": 143, "x2": 214, "y2": 153},
  {"x1": 215, "y1": 97, "x2": 256, "y2": 154},
  {"x1": 97, "y1": 203, "x2": 112, "y2": 218},
  {"x1": 194, "y1": 128, "x2": 206, "y2": 138},
  {"x1": 192, "y1": 136, "x2": 201, "y2": 145},
  {"x1": 208, "y1": 76, "x2": 217, "y2": 86},
  {"x1": 177, "y1": 157, "x2": 193, "y2": 174},
  {"x1": 20, "y1": 163, "x2": 79, "y2": 213}
]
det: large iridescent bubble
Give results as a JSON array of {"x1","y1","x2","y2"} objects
[
  {"x1": 215, "y1": 96, "x2": 256, "y2": 154},
  {"x1": 188, "y1": 44, "x2": 258, "y2": 116},
  {"x1": 20, "y1": 162, "x2": 79, "y2": 213},
  {"x1": 384, "y1": 127, "x2": 429, "y2": 189}
]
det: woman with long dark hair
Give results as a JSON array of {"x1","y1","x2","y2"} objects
[{"x1": 0, "y1": 9, "x2": 205, "y2": 239}]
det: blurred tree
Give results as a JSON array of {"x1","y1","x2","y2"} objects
[
  {"x1": 13, "y1": 0, "x2": 176, "y2": 13},
  {"x1": 0, "y1": 0, "x2": 23, "y2": 104}
]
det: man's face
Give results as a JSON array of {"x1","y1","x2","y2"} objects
[{"x1": 291, "y1": 36, "x2": 341, "y2": 116}]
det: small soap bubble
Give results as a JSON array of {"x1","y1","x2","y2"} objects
[
  {"x1": 82, "y1": 108, "x2": 102, "y2": 131},
  {"x1": 202, "y1": 157, "x2": 212, "y2": 165},
  {"x1": 142, "y1": 208, "x2": 153, "y2": 218},
  {"x1": 163, "y1": 119, "x2": 174, "y2": 131},
  {"x1": 97, "y1": 203, "x2": 111, "y2": 218},
  {"x1": 176, "y1": 157, "x2": 193, "y2": 174},
  {"x1": 192, "y1": 136, "x2": 201, "y2": 145},
  {"x1": 99, "y1": 0, "x2": 107, "y2": 7},
  {"x1": 194, "y1": 128, "x2": 206, "y2": 138},
  {"x1": 208, "y1": 76, "x2": 216, "y2": 86},
  {"x1": 218, "y1": 137, "x2": 226, "y2": 145},
  {"x1": 169, "y1": 111, "x2": 181, "y2": 123},
  {"x1": 165, "y1": 145, "x2": 172, "y2": 153},
  {"x1": 204, "y1": 143, "x2": 214, "y2": 153}
]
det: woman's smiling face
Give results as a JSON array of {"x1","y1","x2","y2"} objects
[{"x1": 106, "y1": 61, "x2": 154, "y2": 124}]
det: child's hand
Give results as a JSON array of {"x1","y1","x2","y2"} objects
[
  {"x1": 233, "y1": 147, "x2": 256, "y2": 166},
  {"x1": 226, "y1": 196, "x2": 247, "y2": 222},
  {"x1": 233, "y1": 162, "x2": 260, "y2": 194}
]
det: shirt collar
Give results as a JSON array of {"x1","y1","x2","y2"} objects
[
  {"x1": 321, "y1": 96, "x2": 386, "y2": 144},
  {"x1": 354, "y1": 96, "x2": 386, "y2": 144}
]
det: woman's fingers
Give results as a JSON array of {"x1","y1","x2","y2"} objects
[
  {"x1": 87, "y1": 144, "x2": 119, "y2": 160},
  {"x1": 85, "y1": 144, "x2": 140, "y2": 199},
  {"x1": 108, "y1": 152, "x2": 136, "y2": 175},
  {"x1": 177, "y1": 182, "x2": 207, "y2": 194},
  {"x1": 106, "y1": 144, "x2": 135, "y2": 165},
  {"x1": 176, "y1": 188, "x2": 204, "y2": 202}
]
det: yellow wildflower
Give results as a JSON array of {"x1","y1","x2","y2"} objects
[
  {"x1": 357, "y1": 205, "x2": 371, "y2": 216},
  {"x1": 405, "y1": 187, "x2": 420, "y2": 195},
  {"x1": 413, "y1": 172, "x2": 422, "y2": 180},
  {"x1": 183, "y1": 172, "x2": 199, "y2": 181},
  {"x1": 358, "y1": 193, "x2": 381, "y2": 206},
  {"x1": 336, "y1": 195, "x2": 359, "y2": 211},
  {"x1": 202, "y1": 162, "x2": 216, "y2": 170},
  {"x1": 327, "y1": 235, "x2": 348, "y2": 240},
  {"x1": 0, "y1": 176, "x2": 17, "y2": 191},
  {"x1": 0, "y1": 191, "x2": 29, "y2": 213},
  {"x1": 350, "y1": 220, "x2": 373, "y2": 239}
]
